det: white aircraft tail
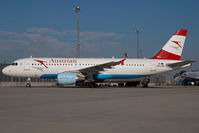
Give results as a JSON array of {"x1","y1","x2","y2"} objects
[{"x1": 151, "y1": 29, "x2": 187, "y2": 60}]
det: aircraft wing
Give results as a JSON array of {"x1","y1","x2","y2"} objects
[
  {"x1": 183, "y1": 72, "x2": 199, "y2": 80},
  {"x1": 167, "y1": 60, "x2": 196, "y2": 69},
  {"x1": 78, "y1": 59, "x2": 126, "y2": 76}
]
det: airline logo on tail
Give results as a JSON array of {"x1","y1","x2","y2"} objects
[
  {"x1": 171, "y1": 41, "x2": 182, "y2": 48},
  {"x1": 151, "y1": 29, "x2": 187, "y2": 60}
]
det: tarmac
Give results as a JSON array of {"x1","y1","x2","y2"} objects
[{"x1": 0, "y1": 86, "x2": 199, "y2": 133}]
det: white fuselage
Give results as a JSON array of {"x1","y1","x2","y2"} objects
[
  {"x1": 2, "y1": 58, "x2": 178, "y2": 79},
  {"x1": 2, "y1": 29, "x2": 190, "y2": 82}
]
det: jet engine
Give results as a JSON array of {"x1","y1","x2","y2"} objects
[{"x1": 57, "y1": 73, "x2": 85, "y2": 85}]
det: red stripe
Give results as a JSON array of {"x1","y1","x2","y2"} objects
[
  {"x1": 174, "y1": 29, "x2": 187, "y2": 36},
  {"x1": 151, "y1": 49, "x2": 181, "y2": 60}
]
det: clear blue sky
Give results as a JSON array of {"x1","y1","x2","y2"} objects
[{"x1": 0, "y1": 0, "x2": 199, "y2": 69}]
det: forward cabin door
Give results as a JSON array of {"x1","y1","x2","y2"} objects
[{"x1": 24, "y1": 61, "x2": 30, "y2": 71}]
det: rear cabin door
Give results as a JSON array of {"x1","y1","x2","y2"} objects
[{"x1": 150, "y1": 62, "x2": 157, "y2": 73}]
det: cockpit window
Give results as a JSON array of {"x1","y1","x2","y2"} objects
[{"x1": 12, "y1": 63, "x2": 18, "y2": 66}]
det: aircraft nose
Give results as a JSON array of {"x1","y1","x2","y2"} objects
[{"x1": 2, "y1": 67, "x2": 9, "y2": 76}]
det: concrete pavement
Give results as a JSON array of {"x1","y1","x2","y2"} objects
[{"x1": 0, "y1": 87, "x2": 199, "y2": 133}]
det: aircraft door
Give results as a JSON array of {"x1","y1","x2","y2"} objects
[
  {"x1": 150, "y1": 63, "x2": 157, "y2": 74},
  {"x1": 24, "y1": 62, "x2": 30, "y2": 71}
]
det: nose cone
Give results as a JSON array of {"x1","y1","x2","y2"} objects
[{"x1": 2, "y1": 67, "x2": 9, "y2": 76}]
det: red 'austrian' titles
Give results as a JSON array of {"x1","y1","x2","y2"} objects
[{"x1": 49, "y1": 59, "x2": 77, "y2": 64}]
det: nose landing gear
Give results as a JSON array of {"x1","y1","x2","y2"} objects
[{"x1": 26, "y1": 78, "x2": 31, "y2": 87}]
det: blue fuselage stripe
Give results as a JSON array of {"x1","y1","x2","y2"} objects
[
  {"x1": 40, "y1": 74, "x2": 149, "y2": 79},
  {"x1": 40, "y1": 74, "x2": 57, "y2": 78},
  {"x1": 94, "y1": 74, "x2": 149, "y2": 80}
]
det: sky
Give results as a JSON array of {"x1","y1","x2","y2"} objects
[{"x1": 0, "y1": 0, "x2": 199, "y2": 70}]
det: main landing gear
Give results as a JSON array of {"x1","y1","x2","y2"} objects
[
  {"x1": 89, "y1": 82, "x2": 97, "y2": 88},
  {"x1": 125, "y1": 77, "x2": 150, "y2": 88},
  {"x1": 26, "y1": 78, "x2": 31, "y2": 87},
  {"x1": 76, "y1": 81, "x2": 97, "y2": 88}
]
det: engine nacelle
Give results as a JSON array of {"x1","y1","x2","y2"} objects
[{"x1": 57, "y1": 73, "x2": 84, "y2": 85}]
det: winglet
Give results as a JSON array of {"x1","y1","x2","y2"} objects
[
  {"x1": 124, "y1": 53, "x2": 128, "y2": 58},
  {"x1": 119, "y1": 59, "x2": 126, "y2": 65}
]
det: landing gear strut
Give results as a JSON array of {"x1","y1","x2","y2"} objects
[
  {"x1": 125, "y1": 82, "x2": 139, "y2": 87},
  {"x1": 26, "y1": 78, "x2": 31, "y2": 87},
  {"x1": 138, "y1": 77, "x2": 150, "y2": 88},
  {"x1": 76, "y1": 81, "x2": 97, "y2": 88},
  {"x1": 89, "y1": 82, "x2": 97, "y2": 88}
]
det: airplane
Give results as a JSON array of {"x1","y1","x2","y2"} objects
[
  {"x1": 183, "y1": 71, "x2": 199, "y2": 80},
  {"x1": 2, "y1": 29, "x2": 195, "y2": 87},
  {"x1": 176, "y1": 71, "x2": 199, "y2": 86}
]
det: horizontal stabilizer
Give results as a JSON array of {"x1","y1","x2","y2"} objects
[{"x1": 167, "y1": 60, "x2": 196, "y2": 68}]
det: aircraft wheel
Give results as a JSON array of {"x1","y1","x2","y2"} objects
[
  {"x1": 118, "y1": 83, "x2": 124, "y2": 87},
  {"x1": 125, "y1": 82, "x2": 139, "y2": 87},
  {"x1": 142, "y1": 83, "x2": 148, "y2": 88},
  {"x1": 90, "y1": 82, "x2": 97, "y2": 88},
  {"x1": 26, "y1": 83, "x2": 31, "y2": 87}
]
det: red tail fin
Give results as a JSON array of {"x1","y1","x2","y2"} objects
[{"x1": 151, "y1": 29, "x2": 187, "y2": 60}]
